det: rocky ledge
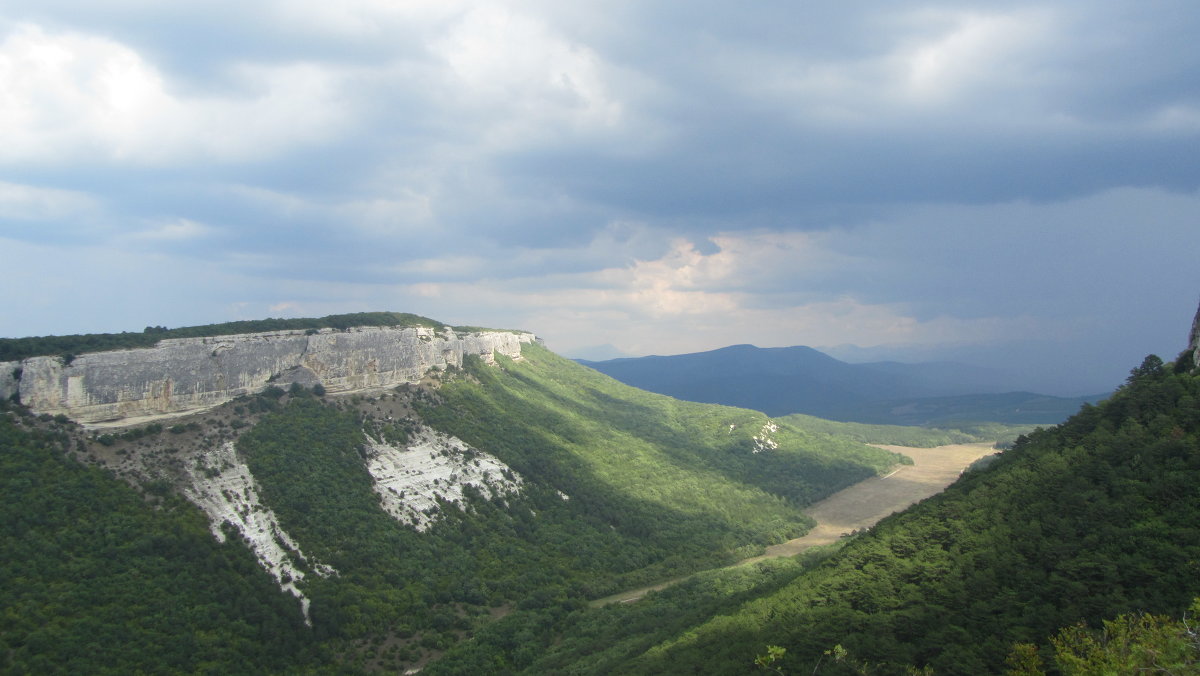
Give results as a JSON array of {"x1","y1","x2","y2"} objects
[{"x1": 0, "y1": 326, "x2": 538, "y2": 424}]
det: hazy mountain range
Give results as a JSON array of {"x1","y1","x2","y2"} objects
[{"x1": 577, "y1": 344, "x2": 1108, "y2": 425}]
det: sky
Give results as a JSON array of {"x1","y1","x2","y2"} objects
[{"x1": 1, "y1": 1, "x2": 1198, "y2": 396}]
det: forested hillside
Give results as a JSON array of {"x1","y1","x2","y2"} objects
[
  {"x1": 0, "y1": 405, "x2": 323, "y2": 673},
  {"x1": 0, "y1": 337, "x2": 905, "y2": 673},
  {"x1": 507, "y1": 353, "x2": 1200, "y2": 674}
]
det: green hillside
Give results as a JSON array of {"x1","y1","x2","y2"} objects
[
  {"x1": 0, "y1": 338, "x2": 906, "y2": 673},
  {"x1": 0, "y1": 405, "x2": 323, "y2": 674},
  {"x1": 503, "y1": 354, "x2": 1200, "y2": 674},
  {"x1": 419, "y1": 344, "x2": 905, "y2": 565},
  {"x1": 775, "y1": 413, "x2": 1033, "y2": 448}
]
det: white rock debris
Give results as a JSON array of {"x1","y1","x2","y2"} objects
[
  {"x1": 364, "y1": 425, "x2": 524, "y2": 531},
  {"x1": 752, "y1": 420, "x2": 779, "y2": 454},
  {"x1": 182, "y1": 441, "x2": 333, "y2": 622}
]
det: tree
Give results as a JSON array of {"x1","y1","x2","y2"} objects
[
  {"x1": 1128, "y1": 354, "x2": 1165, "y2": 383},
  {"x1": 1007, "y1": 600, "x2": 1200, "y2": 675}
]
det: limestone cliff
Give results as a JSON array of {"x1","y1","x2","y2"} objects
[
  {"x1": 1190, "y1": 297, "x2": 1200, "y2": 369},
  {"x1": 2, "y1": 326, "x2": 538, "y2": 424}
]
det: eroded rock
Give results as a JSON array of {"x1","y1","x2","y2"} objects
[{"x1": 9, "y1": 326, "x2": 537, "y2": 424}]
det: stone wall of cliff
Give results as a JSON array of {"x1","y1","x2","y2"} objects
[
  {"x1": 0, "y1": 326, "x2": 537, "y2": 424},
  {"x1": 1189, "y1": 297, "x2": 1200, "y2": 369}
]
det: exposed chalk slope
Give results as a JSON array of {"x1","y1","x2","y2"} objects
[
  {"x1": 182, "y1": 441, "x2": 333, "y2": 621},
  {"x1": 365, "y1": 425, "x2": 524, "y2": 531}
]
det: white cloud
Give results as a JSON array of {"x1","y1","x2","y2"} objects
[
  {"x1": 125, "y1": 218, "x2": 214, "y2": 242},
  {"x1": 431, "y1": 5, "x2": 624, "y2": 148},
  {"x1": 268, "y1": 301, "x2": 301, "y2": 314},
  {"x1": 264, "y1": 0, "x2": 459, "y2": 35},
  {"x1": 892, "y1": 9, "x2": 1055, "y2": 107},
  {"x1": 722, "y1": 7, "x2": 1061, "y2": 128},
  {"x1": 0, "y1": 180, "x2": 98, "y2": 220},
  {"x1": 1147, "y1": 104, "x2": 1200, "y2": 132},
  {"x1": 0, "y1": 23, "x2": 350, "y2": 165},
  {"x1": 348, "y1": 230, "x2": 1052, "y2": 358}
]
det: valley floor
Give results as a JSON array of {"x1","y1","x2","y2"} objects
[{"x1": 592, "y1": 442, "x2": 997, "y2": 606}]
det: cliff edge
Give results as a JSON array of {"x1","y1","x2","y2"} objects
[
  {"x1": 1190, "y1": 297, "x2": 1200, "y2": 369},
  {"x1": 0, "y1": 325, "x2": 537, "y2": 424}
]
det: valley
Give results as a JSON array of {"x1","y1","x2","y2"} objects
[
  {"x1": 593, "y1": 442, "x2": 998, "y2": 606},
  {"x1": 743, "y1": 442, "x2": 998, "y2": 563}
]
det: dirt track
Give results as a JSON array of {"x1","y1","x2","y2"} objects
[{"x1": 592, "y1": 442, "x2": 997, "y2": 606}]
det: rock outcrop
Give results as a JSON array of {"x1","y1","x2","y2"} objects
[
  {"x1": 1, "y1": 326, "x2": 538, "y2": 424},
  {"x1": 364, "y1": 425, "x2": 525, "y2": 532},
  {"x1": 1190, "y1": 297, "x2": 1200, "y2": 369},
  {"x1": 182, "y1": 440, "x2": 332, "y2": 621}
]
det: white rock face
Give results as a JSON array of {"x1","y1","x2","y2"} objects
[
  {"x1": 9, "y1": 326, "x2": 537, "y2": 423},
  {"x1": 1190, "y1": 298, "x2": 1200, "y2": 369},
  {"x1": 752, "y1": 420, "x2": 779, "y2": 453},
  {"x1": 182, "y1": 441, "x2": 333, "y2": 621},
  {"x1": 364, "y1": 425, "x2": 523, "y2": 531}
]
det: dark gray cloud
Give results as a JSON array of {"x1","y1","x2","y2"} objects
[{"x1": 1, "y1": 1, "x2": 1198, "y2": 395}]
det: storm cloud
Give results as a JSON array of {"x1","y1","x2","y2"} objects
[{"x1": 2, "y1": 1, "x2": 1198, "y2": 394}]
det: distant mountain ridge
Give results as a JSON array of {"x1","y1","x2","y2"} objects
[{"x1": 578, "y1": 344, "x2": 1106, "y2": 424}]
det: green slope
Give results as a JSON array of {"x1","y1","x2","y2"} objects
[
  {"x1": 776, "y1": 413, "x2": 1033, "y2": 448},
  {"x1": 0, "y1": 331, "x2": 913, "y2": 673},
  {"x1": 417, "y1": 344, "x2": 905, "y2": 578},
  {"x1": 0, "y1": 404, "x2": 321, "y2": 675},
  {"x1": 526, "y1": 356, "x2": 1200, "y2": 675}
]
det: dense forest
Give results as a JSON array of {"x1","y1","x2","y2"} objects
[{"x1": 0, "y1": 403, "x2": 325, "y2": 674}]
